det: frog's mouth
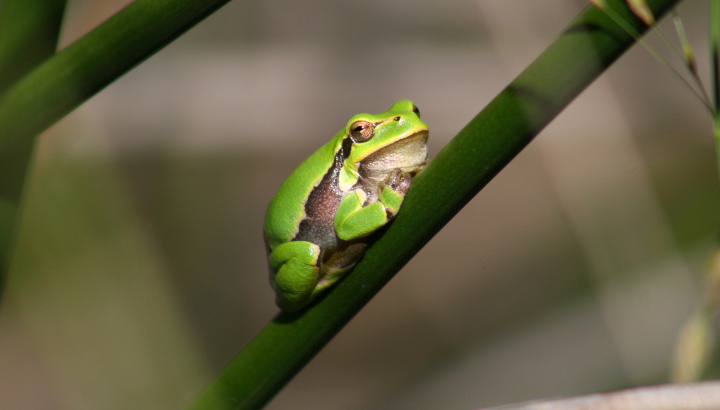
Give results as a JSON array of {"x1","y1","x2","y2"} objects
[{"x1": 358, "y1": 130, "x2": 429, "y2": 181}]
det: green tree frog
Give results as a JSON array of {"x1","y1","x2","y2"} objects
[{"x1": 264, "y1": 100, "x2": 429, "y2": 311}]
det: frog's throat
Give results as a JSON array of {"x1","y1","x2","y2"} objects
[
  {"x1": 360, "y1": 131, "x2": 428, "y2": 178},
  {"x1": 339, "y1": 129, "x2": 428, "y2": 191}
]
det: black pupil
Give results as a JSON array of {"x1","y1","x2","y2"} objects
[
  {"x1": 354, "y1": 126, "x2": 364, "y2": 132},
  {"x1": 394, "y1": 116, "x2": 400, "y2": 121},
  {"x1": 412, "y1": 105, "x2": 420, "y2": 116}
]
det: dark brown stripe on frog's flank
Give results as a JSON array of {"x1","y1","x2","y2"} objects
[{"x1": 293, "y1": 144, "x2": 347, "y2": 250}]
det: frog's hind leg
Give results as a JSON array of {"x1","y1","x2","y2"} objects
[{"x1": 269, "y1": 241, "x2": 321, "y2": 311}]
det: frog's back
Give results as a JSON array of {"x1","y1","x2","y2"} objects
[{"x1": 264, "y1": 138, "x2": 341, "y2": 250}]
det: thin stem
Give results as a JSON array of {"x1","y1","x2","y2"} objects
[
  {"x1": 597, "y1": 2, "x2": 713, "y2": 112},
  {"x1": 670, "y1": 11, "x2": 713, "y2": 110}
]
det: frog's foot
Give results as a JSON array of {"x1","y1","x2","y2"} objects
[
  {"x1": 383, "y1": 169, "x2": 412, "y2": 193},
  {"x1": 335, "y1": 170, "x2": 411, "y2": 241},
  {"x1": 314, "y1": 243, "x2": 367, "y2": 296},
  {"x1": 379, "y1": 169, "x2": 412, "y2": 217},
  {"x1": 269, "y1": 241, "x2": 321, "y2": 311}
]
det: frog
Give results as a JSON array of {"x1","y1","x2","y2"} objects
[{"x1": 264, "y1": 100, "x2": 429, "y2": 311}]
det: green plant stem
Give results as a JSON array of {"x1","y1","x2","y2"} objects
[
  {"x1": 0, "y1": 0, "x2": 67, "y2": 295},
  {"x1": 712, "y1": 0, "x2": 720, "y2": 177},
  {"x1": 600, "y1": 1, "x2": 712, "y2": 112},
  {"x1": 671, "y1": 12, "x2": 713, "y2": 110},
  {"x1": 0, "y1": 0, "x2": 67, "y2": 94},
  {"x1": 189, "y1": 0, "x2": 682, "y2": 409},
  {"x1": 0, "y1": 0, "x2": 234, "y2": 300},
  {"x1": 670, "y1": 0, "x2": 720, "y2": 383}
]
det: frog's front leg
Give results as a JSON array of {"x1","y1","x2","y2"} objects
[
  {"x1": 268, "y1": 241, "x2": 321, "y2": 311},
  {"x1": 334, "y1": 169, "x2": 412, "y2": 241}
]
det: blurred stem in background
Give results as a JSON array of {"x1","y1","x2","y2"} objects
[
  {"x1": 672, "y1": 247, "x2": 720, "y2": 381},
  {"x1": 671, "y1": 0, "x2": 720, "y2": 382},
  {"x1": 713, "y1": 0, "x2": 720, "y2": 174},
  {"x1": 0, "y1": 0, "x2": 234, "y2": 306},
  {"x1": 0, "y1": 0, "x2": 66, "y2": 94},
  {"x1": 0, "y1": 0, "x2": 67, "y2": 300}
]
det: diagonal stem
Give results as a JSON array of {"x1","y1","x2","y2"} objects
[
  {"x1": 0, "y1": 0, "x2": 235, "y2": 304},
  {"x1": 188, "y1": 0, "x2": 683, "y2": 409}
]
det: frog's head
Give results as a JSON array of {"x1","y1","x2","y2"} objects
[{"x1": 339, "y1": 100, "x2": 429, "y2": 190}]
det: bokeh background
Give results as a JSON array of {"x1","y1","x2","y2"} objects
[{"x1": 0, "y1": 0, "x2": 718, "y2": 409}]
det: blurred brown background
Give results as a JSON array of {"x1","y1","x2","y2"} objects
[{"x1": 0, "y1": 0, "x2": 718, "y2": 409}]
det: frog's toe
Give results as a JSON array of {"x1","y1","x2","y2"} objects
[{"x1": 383, "y1": 169, "x2": 412, "y2": 193}]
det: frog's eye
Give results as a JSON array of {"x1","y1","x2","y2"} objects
[
  {"x1": 349, "y1": 120, "x2": 374, "y2": 142},
  {"x1": 393, "y1": 116, "x2": 400, "y2": 121},
  {"x1": 412, "y1": 105, "x2": 420, "y2": 118}
]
